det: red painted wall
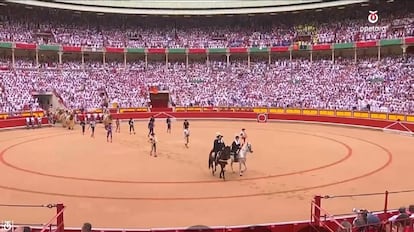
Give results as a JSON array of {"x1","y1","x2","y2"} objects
[
  {"x1": 1, "y1": 113, "x2": 413, "y2": 132},
  {"x1": 0, "y1": 117, "x2": 49, "y2": 129},
  {"x1": 111, "y1": 112, "x2": 414, "y2": 131},
  {"x1": 267, "y1": 114, "x2": 414, "y2": 131}
]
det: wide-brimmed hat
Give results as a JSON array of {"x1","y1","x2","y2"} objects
[{"x1": 216, "y1": 132, "x2": 222, "y2": 137}]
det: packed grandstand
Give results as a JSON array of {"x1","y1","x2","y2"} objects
[
  {"x1": 0, "y1": 0, "x2": 413, "y2": 115},
  {"x1": 1, "y1": 0, "x2": 414, "y2": 232}
]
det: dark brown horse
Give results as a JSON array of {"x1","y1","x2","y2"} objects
[{"x1": 208, "y1": 146, "x2": 231, "y2": 180}]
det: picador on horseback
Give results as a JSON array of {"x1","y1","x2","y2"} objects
[
  {"x1": 208, "y1": 132, "x2": 232, "y2": 180},
  {"x1": 212, "y1": 132, "x2": 225, "y2": 160},
  {"x1": 231, "y1": 135, "x2": 241, "y2": 162}
]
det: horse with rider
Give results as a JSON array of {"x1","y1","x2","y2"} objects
[{"x1": 209, "y1": 131, "x2": 253, "y2": 180}]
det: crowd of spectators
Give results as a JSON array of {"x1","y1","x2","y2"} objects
[
  {"x1": 0, "y1": 1, "x2": 413, "y2": 48},
  {"x1": 348, "y1": 205, "x2": 414, "y2": 232},
  {"x1": 0, "y1": 1, "x2": 413, "y2": 114},
  {"x1": 0, "y1": 55, "x2": 413, "y2": 114}
]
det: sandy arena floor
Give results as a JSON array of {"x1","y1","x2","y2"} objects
[{"x1": 0, "y1": 120, "x2": 413, "y2": 229}]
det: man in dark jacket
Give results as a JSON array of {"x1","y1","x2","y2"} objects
[
  {"x1": 212, "y1": 132, "x2": 225, "y2": 159},
  {"x1": 231, "y1": 135, "x2": 241, "y2": 161}
]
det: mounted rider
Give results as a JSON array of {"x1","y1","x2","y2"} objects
[
  {"x1": 212, "y1": 132, "x2": 225, "y2": 160},
  {"x1": 231, "y1": 135, "x2": 241, "y2": 162},
  {"x1": 240, "y1": 128, "x2": 247, "y2": 143}
]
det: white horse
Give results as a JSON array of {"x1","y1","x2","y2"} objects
[{"x1": 231, "y1": 142, "x2": 253, "y2": 176}]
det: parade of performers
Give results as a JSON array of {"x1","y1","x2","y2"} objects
[
  {"x1": 115, "y1": 118, "x2": 120, "y2": 133},
  {"x1": 89, "y1": 119, "x2": 96, "y2": 138},
  {"x1": 25, "y1": 115, "x2": 42, "y2": 129},
  {"x1": 129, "y1": 118, "x2": 135, "y2": 135},
  {"x1": 166, "y1": 117, "x2": 171, "y2": 133},
  {"x1": 37, "y1": 115, "x2": 42, "y2": 127},
  {"x1": 61, "y1": 114, "x2": 250, "y2": 173},
  {"x1": 184, "y1": 127, "x2": 190, "y2": 148},
  {"x1": 212, "y1": 132, "x2": 226, "y2": 160},
  {"x1": 183, "y1": 119, "x2": 189, "y2": 131},
  {"x1": 231, "y1": 135, "x2": 241, "y2": 161},
  {"x1": 149, "y1": 132, "x2": 157, "y2": 157},
  {"x1": 106, "y1": 122, "x2": 113, "y2": 143},
  {"x1": 80, "y1": 120, "x2": 86, "y2": 135},
  {"x1": 240, "y1": 128, "x2": 247, "y2": 143},
  {"x1": 182, "y1": 119, "x2": 190, "y2": 148},
  {"x1": 148, "y1": 117, "x2": 155, "y2": 137}
]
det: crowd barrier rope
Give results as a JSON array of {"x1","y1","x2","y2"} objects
[
  {"x1": 38, "y1": 204, "x2": 65, "y2": 232},
  {"x1": 0, "y1": 203, "x2": 64, "y2": 232}
]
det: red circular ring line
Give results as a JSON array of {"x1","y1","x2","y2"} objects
[
  {"x1": 0, "y1": 130, "x2": 352, "y2": 184},
  {"x1": 0, "y1": 135, "x2": 392, "y2": 201},
  {"x1": 0, "y1": 129, "x2": 392, "y2": 200},
  {"x1": 0, "y1": 130, "x2": 65, "y2": 143}
]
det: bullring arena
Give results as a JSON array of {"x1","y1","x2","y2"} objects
[
  {"x1": 1, "y1": 0, "x2": 414, "y2": 231},
  {"x1": 1, "y1": 111, "x2": 414, "y2": 230}
]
